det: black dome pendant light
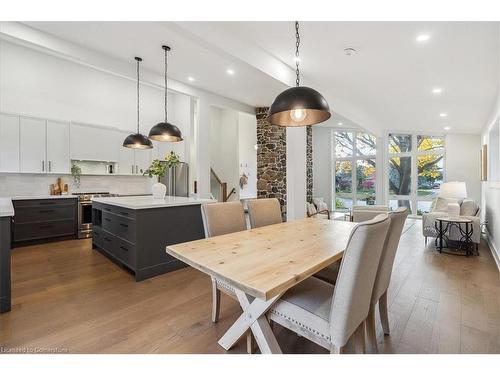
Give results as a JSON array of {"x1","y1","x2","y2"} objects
[
  {"x1": 148, "y1": 45, "x2": 183, "y2": 142},
  {"x1": 268, "y1": 22, "x2": 331, "y2": 127},
  {"x1": 123, "y1": 56, "x2": 153, "y2": 149}
]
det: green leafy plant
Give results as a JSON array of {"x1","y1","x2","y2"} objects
[
  {"x1": 142, "y1": 159, "x2": 167, "y2": 179},
  {"x1": 164, "y1": 151, "x2": 181, "y2": 169},
  {"x1": 71, "y1": 162, "x2": 81, "y2": 188},
  {"x1": 142, "y1": 151, "x2": 181, "y2": 180}
]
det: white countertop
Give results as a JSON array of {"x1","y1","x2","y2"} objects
[
  {"x1": 0, "y1": 198, "x2": 14, "y2": 217},
  {"x1": 11, "y1": 195, "x2": 78, "y2": 200},
  {"x1": 92, "y1": 195, "x2": 215, "y2": 210}
]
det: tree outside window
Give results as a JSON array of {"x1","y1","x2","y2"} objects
[
  {"x1": 388, "y1": 134, "x2": 445, "y2": 215},
  {"x1": 334, "y1": 131, "x2": 377, "y2": 210}
]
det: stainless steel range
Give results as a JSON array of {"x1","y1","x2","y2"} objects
[{"x1": 74, "y1": 192, "x2": 118, "y2": 238}]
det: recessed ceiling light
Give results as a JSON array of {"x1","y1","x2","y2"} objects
[
  {"x1": 188, "y1": 76, "x2": 195, "y2": 82},
  {"x1": 439, "y1": 113, "x2": 448, "y2": 118},
  {"x1": 432, "y1": 87, "x2": 443, "y2": 94},
  {"x1": 416, "y1": 34, "x2": 430, "y2": 42},
  {"x1": 444, "y1": 126, "x2": 451, "y2": 131},
  {"x1": 344, "y1": 47, "x2": 357, "y2": 56},
  {"x1": 226, "y1": 68, "x2": 235, "y2": 75},
  {"x1": 338, "y1": 122, "x2": 343, "y2": 126}
]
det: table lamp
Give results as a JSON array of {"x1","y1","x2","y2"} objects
[{"x1": 439, "y1": 181, "x2": 467, "y2": 216}]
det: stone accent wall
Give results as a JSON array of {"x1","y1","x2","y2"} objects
[
  {"x1": 256, "y1": 107, "x2": 287, "y2": 217},
  {"x1": 306, "y1": 125, "x2": 313, "y2": 203}
]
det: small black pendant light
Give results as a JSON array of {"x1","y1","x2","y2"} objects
[
  {"x1": 123, "y1": 57, "x2": 153, "y2": 149},
  {"x1": 148, "y1": 45, "x2": 183, "y2": 142},
  {"x1": 268, "y1": 22, "x2": 331, "y2": 127}
]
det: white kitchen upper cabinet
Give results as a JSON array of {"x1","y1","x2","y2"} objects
[
  {"x1": 0, "y1": 113, "x2": 20, "y2": 172},
  {"x1": 102, "y1": 127, "x2": 120, "y2": 162},
  {"x1": 134, "y1": 148, "x2": 152, "y2": 175},
  {"x1": 46, "y1": 120, "x2": 70, "y2": 174},
  {"x1": 118, "y1": 132, "x2": 135, "y2": 175},
  {"x1": 70, "y1": 123, "x2": 119, "y2": 162},
  {"x1": 20, "y1": 117, "x2": 47, "y2": 173}
]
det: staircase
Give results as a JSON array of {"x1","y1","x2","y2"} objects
[{"x1": 210, "y1": 168, "x2": 236, "y2": 202}]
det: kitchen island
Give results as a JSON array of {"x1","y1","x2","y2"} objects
[
  {"x1": 92, "y1": 196, "x2": 214, "y2": 281},
  {"x1": 0, "y1": 198, "x2": 14, "y2": 313}
]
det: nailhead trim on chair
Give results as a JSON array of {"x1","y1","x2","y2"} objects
[{"x1": 269, "y1": 309, "x2": 330, "y2": 340}]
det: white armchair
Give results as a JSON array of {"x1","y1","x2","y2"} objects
[{"x1": 422, "y1": 197, "x2": 480, "y2": 245}]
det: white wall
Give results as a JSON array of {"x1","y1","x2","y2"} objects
[
  {"x1": 479, "y1": 24, "x2": 500, "y2": 269},
  {"x1": 312, "y1": 127, "x2": 332, "y2": 209},
  {"x1": 209, "y1": 107, "x2": 239, "y2": 200},
  {"x1": 238, "y1": 112, "x2": 257, "y2": 199},
  {"x1": 0, "y1": 40, "x2": 170, "y2": 133},
  {"x1": 482, "y1": 126, "x2": 500, "y2": 268},
  {"x1": 445, "y1": 134, "x2": 481, "y2": 203}
]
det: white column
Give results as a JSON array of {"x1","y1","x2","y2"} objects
[
  {"x1": 286, "y1": 127, "x2": 307, "y2": 220},
  {"x1": 196, "y1": 100, "x2": 211, "y2": 199}
]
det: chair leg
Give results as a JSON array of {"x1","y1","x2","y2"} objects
[
  {"x1": 330, "y1": 345, "x2": 343, "y2": 354},
  {"x1": 365, "y1": 305, "x2": 378, "y2": 353},
  {"x1": 246, "y1": 331, "x2": 254, "y2": 354},
  {"x1": 355, "y1": 321, "x2": 366, "y2": 354},
  {"x1": 379, "y1": 291, "x2": 390, "y2": 335},
  {"x1": 343, "y1": 332, "x2": 357, "y2": 354},
  {"x1": 425, "y1": 236, "x2": 428, "y2": 245},
  {"x1": 211, "y1": 278, "x2": 221, "y2": 323}
]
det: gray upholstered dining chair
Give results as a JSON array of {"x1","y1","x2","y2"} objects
[
  {"x1": 200, "y1": 201, "x2": 254, "y2": 352},
  {"x1": 352, "y1": 205, "x2": 389, "y2": 222},
  {"x1": 247, "y1": 198, "x2": 283, "y2": 229},
  {"x1": 365, "y1": 207, "x2": 408, "y2": 353},
  {"x1": 266, "y1": 214, "x2": 391, "y2": 354},
  {"x1": 201, "y1": 201, "x2": 247, "y2": 322},
  {"x1": 314, "y1": 207, "x2": 408, "y2": 353}
]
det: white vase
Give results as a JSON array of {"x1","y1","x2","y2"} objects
[{"x1": 152, "y1": 182, "x2": 167, "y2": 199}]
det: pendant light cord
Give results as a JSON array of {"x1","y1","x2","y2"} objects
[
  {"x1": 164, "y1": 47, "x2": 168, "y2": 123},
  {"x1": 295, "y1": 21, "x2": 300, "y2": 87},
  {"x1": 136, "y1": 57, "x2": 141, "y2": 134}
]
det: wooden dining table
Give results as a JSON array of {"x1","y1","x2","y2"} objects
[{"x1": 166, "y1": 217, "x2": 357, "y2": 354}]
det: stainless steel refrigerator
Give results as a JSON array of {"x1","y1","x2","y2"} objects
[{"x1": 159, "y1": 162, "x2": 189, "y2": 197}]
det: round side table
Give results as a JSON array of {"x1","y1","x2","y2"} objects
[{"x1": 435, "y1": 217, "x2": 475, "y2": 256}]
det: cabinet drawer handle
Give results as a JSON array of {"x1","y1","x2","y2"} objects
[
  {"x1": 104, "y1": 237, "x2": 112, "y2": 242},
  {"x1": 104, "y1": 218, "x2": 112, "y2": 222},
  {"x1": 119, "y1": 223, "x2": 128, "y2": 228},
  {"x1": 39, "y1": 201, "x2": 55, "y2": 206},
  {"x1": 104, "y1": 208, "x2": 111, "y2": 212},
  {"x1": 119, "y1": 245, "x2": 129, "y2": 252},
  {"x1": 119, "y1": 211, "x2": 129, "y2": 216},
  {"x1": 39, "y1": 209, "x2": 55, "y2": 213}
]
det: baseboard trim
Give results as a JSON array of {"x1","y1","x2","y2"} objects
[{"x1": 484, "y1": 235, "x2": 500, "y2": 273}]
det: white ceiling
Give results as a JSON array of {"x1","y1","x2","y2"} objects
[
  {"x1": 23, "y1": 21, "x2": 500, "y2": 135},
  {"x1": 21, "y1": 21, "x2": 287, "y2": 107}
]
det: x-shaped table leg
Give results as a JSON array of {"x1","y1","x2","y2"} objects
[{"x1": 218, "y1": 289, "x2": 283, "y2": 354}]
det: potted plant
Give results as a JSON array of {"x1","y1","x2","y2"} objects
[
  {"x1": 142, "y1": 151, "x2": 181, "y2": 199},
  {"x1": 71, "y1": 162, "x2": 81, "y2": 188}
]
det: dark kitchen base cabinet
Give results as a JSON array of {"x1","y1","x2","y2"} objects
[
  {"x1": 12, "y1": 198, "x2": 78, "y2": 247},
  {"x1": 0, "y1": 217, "x2": 11, "y2": 313},
  {"x1": 91, "y1": 202, "x2": 205, "y2": 281}
]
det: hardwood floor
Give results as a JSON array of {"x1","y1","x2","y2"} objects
[{"x1": 1, "y1": 219, "x2": 499, "y2": 354}]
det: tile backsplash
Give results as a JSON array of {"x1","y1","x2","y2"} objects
[{"x1": 0, "y1": 173, "x2": 154, "y2": 197}]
